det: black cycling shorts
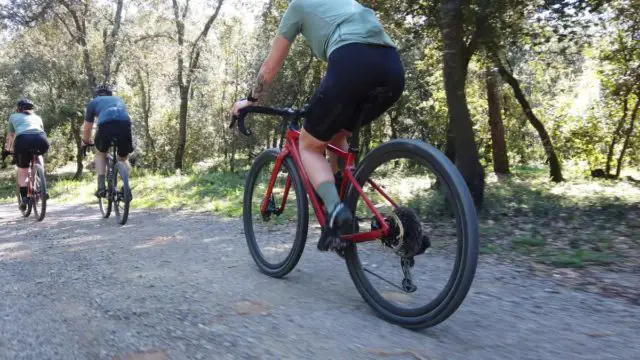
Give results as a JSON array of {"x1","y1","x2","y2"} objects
[
  {"x1": 14, "y1": 133, "x2": 49, "y2": 168},
  {"x1": 95, "y1": 121, "x2": 133, "y2": 157},
  {"x1": 304, "y1": 43, "x2": 406, "y2": 142}
]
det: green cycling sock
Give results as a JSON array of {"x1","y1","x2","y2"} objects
[{"x1": 317, "y1": 181, "x2": 341, "y2": 213}]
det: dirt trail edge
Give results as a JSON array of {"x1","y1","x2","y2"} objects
[{"x1": 0, "y1": 204, "x2": 638, "y2": 360}]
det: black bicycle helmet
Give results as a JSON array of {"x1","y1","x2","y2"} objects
[
  {"x1": 94, "y1": 84, "x2": 114, "y2": 97},
  {"x1": 17, "y1": 98, "x2": 35, "y2": 111}
]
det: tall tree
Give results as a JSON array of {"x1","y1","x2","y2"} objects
[
  {"x1": 615, "y1": 94, "x2": 639, "y2": 177},
  {"x1": 497, "y1": 61, "x2": 564, "y2": 182},
  {"x1": 440, "y1": 0, "x2": 485, "y2": 207},
  {"x1": 171, "y1": 0, "x2": 225, "y2": 170},
  {"x1": 53, "y1": 0, "x2": 125, "y2": 177},
  {"x1": 486, "y1": 66, "x2": 510, "y2": 174},
  {"x1": 601, "y1": 0, "x2": 640, "y2": 177}
]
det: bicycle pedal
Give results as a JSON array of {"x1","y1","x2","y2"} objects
[{"x1": 317, "y1": 230, "x2": 348, "y2": 252}]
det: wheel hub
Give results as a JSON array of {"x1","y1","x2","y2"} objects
[{"x1": 378, "y1": 206, "x2": 427, "y2": 257}]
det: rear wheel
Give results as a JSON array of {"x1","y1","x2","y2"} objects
[
  {"x1": 17, "y1": 185, "x2": 31, "y2": 218},
  {"x1": 344, "y1": 139, "x2": 479, "y2": 329},
  {"x1": 99, "y1": 166, "x2": 113, "y2": 219},
  {"x1": 32, "y1": 164, "x2": 47, "y2": 222},
  {"x1": 113, "y1": 162, "x2": 131, "y2": 225},
  {"x1": 243, "y1": 149, "x2": 309, "y2": 278}
]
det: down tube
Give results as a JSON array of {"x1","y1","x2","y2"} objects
[
  {"x1": 260, "y1": 149, "x2": 289, "y2": 214},
  {"x1": 278, "y1": 176, "x2": 292, "y2": 214}
]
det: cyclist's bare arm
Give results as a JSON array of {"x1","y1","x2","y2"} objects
[
  {"x1": 5, "y1": 132, "x2": 15, "y2": 152},
  {"x1": 82, "y1": 103, "x2": 96, "y2": 145},
  {"x1": 250, "y1": 36, "x2": 292, "y2": 101},
  {"x1": 82, "y1": 120, "x2": 95, "y2": 146}
]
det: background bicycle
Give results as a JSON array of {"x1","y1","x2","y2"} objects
[{"x1": 2, "y1": 150, "x2": 47, "y2": 222}]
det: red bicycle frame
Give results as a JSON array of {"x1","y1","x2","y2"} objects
[{"x1": 259, "y1": 127, "x2": 395, "y2": 243}]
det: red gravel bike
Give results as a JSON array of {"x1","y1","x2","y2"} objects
[
  {"x1": 2, "y1": 150, "x2": 47, "y2": 221},
  {"x1": 231, "y1": 93, "x2": 479, "y2": 329}
]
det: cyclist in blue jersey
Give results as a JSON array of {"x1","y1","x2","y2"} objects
[
  {"x1": 82, "y1": 85, "x2": 133, "y2": 198},
  {"x1": 232, "y1": 0, "x2": 405, "y2": 251}
]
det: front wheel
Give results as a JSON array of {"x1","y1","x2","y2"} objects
[
  {"x1": 113, "y1": 162, "x2": 131, "y2": 225},
  {"x1": 243, "y1": 149, "x2": 309, "y2": 278},
  {"x1": 344, "y1": 139, "x2": 479, "y2": 329},
  {"x1": 32, "y1": 164, "x2": 47, "y2": 222}
]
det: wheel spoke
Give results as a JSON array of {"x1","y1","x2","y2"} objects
[{"x1": 363, "y1": 267, "x2": 406, "y2": 292}]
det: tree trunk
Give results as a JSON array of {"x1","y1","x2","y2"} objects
[
  {"x1": 615, "y1": 95, "x2": 639, "y2": 178},
  {"x1": 136, "y1": 68, "x2": 156, "y2": 168},
  {"x1": 172, "y1": 0, "x2": 224, "y2": 170},
  {"x1": 497, "y1": 61, "x2": 563, "y2": 182},
  {"x1": 102, "y1": 0, "x2": 124, "y2": 84},
  {"x1": 174, "y1": 86, "x2": 189, "y2": 169},
  {"x1": 444, "y1": 122, "x2": 456, "y2": 162},
  {"x1": 72, "y1": 117, "x2": 84, "y2": 179},
  {"x1": 271, "y1": 126, "x2": 278, "y2": 148},
  {"x1": 362, "y1": 123, "x2": 372, "y2": 155},
  {"x1": 486, "y1": 66, "x2": 510, "y2": 174},
  {"x1": 606, "y1": 91, "x2": 630, "y2": 176},
  {"x1": 440, "y1": 0, "x2": 485, "y2": 207}
]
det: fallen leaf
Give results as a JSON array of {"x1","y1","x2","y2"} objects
[
  {"x1": 233, "y1": 300, "x2": 271, "y2": 316},
  {"x1": 365, "y1": 348, "x2": 433, "y2": 360},
  {"x1": 585, "y1": 331, "x2": 614, "y2": 338},
  {"x1": 118, "y1": 349, "x2": 169, "y2": 360}
]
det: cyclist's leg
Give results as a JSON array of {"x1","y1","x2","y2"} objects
[
  {"x1": 328, "y1": 129, "x2": 350, "y2": 174},
  {"x1": 301, "y1": 101, "x2": 348, "y2": 216},
  {"x1": 34, "y1": 133, "x2": 49, "y2": 170},
  {"x1": 13, "y1": 135, "x2": 31, "y2": 206},
  {"x1": 299, "y1": 131, "x2": 332, "y2": 188},
  {"x1": 115, "y1": 121, "x2": 134, "y2": 175},
  {"x1": 301, "y1": 55, "x2": 358, "y2": 244},
  {"x1": 300, "y1": 128, "x2": 353, "y2": 250},
  {"x1": 94, "y1": 124, "x2": 111, "y2": 194}
]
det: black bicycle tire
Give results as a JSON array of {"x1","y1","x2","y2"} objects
[
  {"x1": 343, "y1": 139, "x2": 479, "y2": 329},
  {"x1": 17, "y1": 185, "x2": 31, "y2": 218},
  {"x1": 243, "y1": 148, "x2": 309, "y2": 278},
  {"x1": 113, "y1": 162, "x2": 131, "y2": 225},
  {"x1": 99, "y1": 165, "x2": 113, "y2": 219},
  {"x1": 33, "y1": 164, "x2": 46, "y2": 222}
]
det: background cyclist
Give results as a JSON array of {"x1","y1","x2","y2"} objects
[
  {"x1": 82, "y1": 84, "x2": 134, "y2": 198},
  {"x1": 4, "y1": 98, "x2": 50, "y2": 210}
]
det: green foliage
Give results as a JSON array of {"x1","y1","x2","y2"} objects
[{"x1": 0, "y1": 0, "x2": 638, "y2": 180}]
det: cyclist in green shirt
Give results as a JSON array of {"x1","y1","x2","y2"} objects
[
  {"x1": 232, "y1": 0, "x2": 405, "y2": 251},
  {"x1": 4, "y1": 99, "x2": 50, "y2": 210}
]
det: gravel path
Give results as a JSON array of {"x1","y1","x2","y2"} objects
[{"x1": 0, "y1": 203, "x2": 638, "y2": 360}]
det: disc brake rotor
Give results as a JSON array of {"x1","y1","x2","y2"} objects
[{"x1": 380, "y1": 206, "x2": 426, "y2": 258}]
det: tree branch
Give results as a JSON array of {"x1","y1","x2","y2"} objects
[{"x1": 188, "y1": 0, "x2": 224, "y2": 71}]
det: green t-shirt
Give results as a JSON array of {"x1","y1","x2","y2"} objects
[
  {"x1": 8, "y1": 112, "x2": 45, "y2": 136},
  {"x1": 277, "y1": 0, "x2": 396, "y2": 61}
]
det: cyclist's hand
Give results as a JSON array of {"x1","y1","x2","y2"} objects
[
  {"x1": 232, "y1": 99, "x2": 254, "y2": 117},
  {"x1": 81, "y1": 138, "x2": 93, "y2": 147}
]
